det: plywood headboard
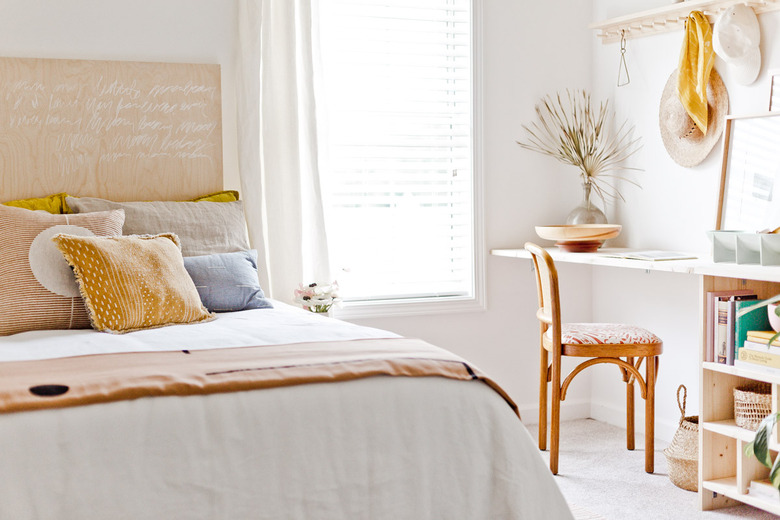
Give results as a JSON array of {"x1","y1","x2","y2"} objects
[{"x1": 0, "y1": 57, "x2": 223, "y2": 202}]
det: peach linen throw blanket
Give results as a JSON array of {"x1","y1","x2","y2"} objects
[{"x1": 0, "y1": 338, "x2": 518, "y2": 415}]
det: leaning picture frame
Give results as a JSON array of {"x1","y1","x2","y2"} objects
[
  {"x1": 716, "y1": 112, "x2": 780, "y2": 231},
  {"x1": 770, "y1": 69, "x2": 780, "y2": 111}
]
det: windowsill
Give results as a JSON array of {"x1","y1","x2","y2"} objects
[{"x1": 332, "y1": 294, "x2": 486, "y2": 320}]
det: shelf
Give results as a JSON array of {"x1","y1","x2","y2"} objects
[
  {"x1": 703, "y1": 477, "x2": 780, "y2": 515},
  {"x1": 703, "y1": 361, "x2": 780, "y2": 385},
  {"x1": 703, "y1": 419, "x2": 780, "y2": 449},
  {"x1": 703, "y1": 419, "x2": 760, "y2": 444},
  {"x1": 590, "y1": 0, "x2": 780, "y2": 44}
]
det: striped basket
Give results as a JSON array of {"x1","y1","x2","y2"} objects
[
  {"x1": 734, "y1": 382, "x2": 772, "y2": 431},
  {"x1": 663, "y1": 385, "x2": 698, "y2": 492}
]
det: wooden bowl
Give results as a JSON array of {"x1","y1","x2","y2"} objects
[{"x1": 535, "y1": 224, "x2": 622, "y2": 252}]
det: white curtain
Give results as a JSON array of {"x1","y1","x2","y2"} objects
[{"x1": 236, "y1": 0, "x2": 330, "y2": 303}]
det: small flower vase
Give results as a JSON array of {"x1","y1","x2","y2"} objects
[
  {"x1": 566, "y1": 181, "x2": 608, "y2": 225},
  {"x1": 307, "y1": 306, "x2": 333, "y2": 317}
]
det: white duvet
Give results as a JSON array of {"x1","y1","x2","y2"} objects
[
  {"x1": 0, "y1": 304, "x2": 571, "y2": 520},
  {"x1": 0, "y1": 302, "x2": 397, "y2": 361}
]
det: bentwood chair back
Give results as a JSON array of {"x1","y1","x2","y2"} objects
[{"x1": 525, "y1": 242, "x2": 663, "y2": 475}]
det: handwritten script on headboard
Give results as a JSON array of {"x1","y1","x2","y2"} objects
[{"x1": 0, "y1": 57, "x2": 222, "y2": 201}]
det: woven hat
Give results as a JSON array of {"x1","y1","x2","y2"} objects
[
  {"x1": 713, "y1": 4, "x2": 761, "y2": 86},
  {"x1": 659, "y1": 68, "x2": 729, "y2": 168}
]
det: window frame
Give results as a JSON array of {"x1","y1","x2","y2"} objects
[{"x1": 328, "y1": 0, "x2": 485, "y2": 320}]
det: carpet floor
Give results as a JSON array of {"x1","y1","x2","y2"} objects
[{"x1": 529, "y1": 419, "x2": 777, "y2": 519}]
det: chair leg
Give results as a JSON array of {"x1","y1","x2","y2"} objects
[
  {"x1": 550, "y1": 358, "x2": 561, "y2": 475},
  {"x1": 645, "y1": 355, "x2": 656, "y2": 473},
  {"x1": 538, "y1": 347, "x2": 548, "y2": 451},
  {"x1": 626, "y1": 376, "x2": 635, "y2": 451}
]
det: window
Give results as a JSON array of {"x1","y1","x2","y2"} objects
[{"x1": 318, "y1": 0, "x2": 481, "y2": 313}]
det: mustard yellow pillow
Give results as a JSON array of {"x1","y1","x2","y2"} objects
[
  {"x1": 190, "y1": 190, "x2": 239, "y2": 202},
  {"x1": 3, "y1": 193, "x2": 71, "y2": 214},
  {"x1": 52, "y1": 233, "x2": 215, "y2": 334}
]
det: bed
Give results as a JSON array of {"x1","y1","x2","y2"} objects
[{"x1": 0, "y1": 56, "x2": 571, "y2": 519}]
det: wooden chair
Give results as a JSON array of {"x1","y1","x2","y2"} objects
[{"x1": 525, "y1": 242, "x2": 663, "y2": 475}]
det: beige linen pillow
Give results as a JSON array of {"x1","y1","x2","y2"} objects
[
  {"x1": 0, "y1": 205, "x2": 125, "y2": 336},
  {"x1": 65, "y1": 197, "x2": 250, "y2": 257},
  {"x1": 51, "y1": 233, "x2": 215, "y2": 334}
]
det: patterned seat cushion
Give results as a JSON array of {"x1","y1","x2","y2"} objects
[{"x1": 547, "y1": 323, "x2": 661, "y2": 345}]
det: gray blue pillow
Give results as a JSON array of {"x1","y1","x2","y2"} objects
[{"x1": 183, "y1": 250, "x2": 273, "y2": 312}]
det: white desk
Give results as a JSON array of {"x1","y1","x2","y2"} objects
[{"x1": 491, "y1": 247, "x2": 780, "y2": 283}]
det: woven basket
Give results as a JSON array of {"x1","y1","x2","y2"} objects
[
  {"x1": 663, "y1": 385, "x2": 699, "y2": 492},
  {"x1": 734, "y1": 382, "x2": 772, "y2": 431}
]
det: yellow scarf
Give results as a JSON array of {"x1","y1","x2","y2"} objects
[{"x1": 677, "y1": 11, "x2": 714, "y2": 134}]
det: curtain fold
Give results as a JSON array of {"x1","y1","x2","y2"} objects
[{"x1": 236, "y1": 0, "x2": 330, "y2": 303}]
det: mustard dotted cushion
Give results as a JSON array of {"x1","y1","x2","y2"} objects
[{"x1": 51, "y1": 233, "x2": 215, "y2": 334}]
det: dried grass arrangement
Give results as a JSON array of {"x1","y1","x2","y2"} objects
[{"x1": 517, "y1": 90, "x2": 642, "y2": 204}]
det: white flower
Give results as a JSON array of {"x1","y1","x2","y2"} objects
[{"x1": 294, "y1": 281, "x2": 341, "y2": 312}]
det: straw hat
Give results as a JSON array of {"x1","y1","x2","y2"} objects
[{"x1": 659, "y1": 68, "x2": 729, "y2": 167}]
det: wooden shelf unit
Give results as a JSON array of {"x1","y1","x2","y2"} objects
[
  {"x1": 700, "y1": 274, "x2": 780, "y2": 514},
  {"x1": 590, "y1": 0, "x2": 780, "y2": 44}
]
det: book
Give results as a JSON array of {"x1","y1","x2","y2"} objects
[
  {"x1": 735, "y1": 359, "x2": 780, "y2": 376},
  {"x1": 706, "y1": 290, "x2": 754, "y2": 363},
  {"x1": 738, "y1": 347, "x2": 780, "y2": 370},
  {"x1": 730, "y1": 296, "x2": 761, "y2": 363},
  {"x1": 603, "y1": 250, "x2": 698, "y2": 261},
  {"x1": 717, "y1": 296, "x2": 730, "y2": 364},
  {"x1": 743, "y1": 340, "x2": 780, "y2": 353},
  {"x1": 747, "y1": 330, "x2": 780, "y2": 346},
  {"x1": 748, "y1": 479, "x2": 779, "y2": 501}
]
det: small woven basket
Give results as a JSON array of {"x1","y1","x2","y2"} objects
[
  {"x1": 663, "y1": 385, "x2": 699, "y2": 492},
  {"x1": 734, "y1": 382, "x2": 772, "y2": 431}
]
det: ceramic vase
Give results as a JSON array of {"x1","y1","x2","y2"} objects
[{"x1": 769, "y1": 303, "x2": 780, "y2": 332}]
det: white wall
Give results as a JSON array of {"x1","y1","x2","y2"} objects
[
  {"x1": 351, "y1": 0, "x2": 597, "y2": 421},
  {"x1": 0, "y1": 0, "x2": 240, "y2": 191},
  {"x1": 590, "y1": 0, "x2": 780, "y2": 440}
]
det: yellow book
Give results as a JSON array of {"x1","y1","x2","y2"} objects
[
  {"x1": 746, "y1": 330, "x2": 780, "y2": 346},
  {"x1": 739, "y1": 347, "x2": 780, "y2": 369}
]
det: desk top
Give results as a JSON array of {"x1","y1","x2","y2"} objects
[{"x1": 490, "y1": 247, "x2": 780, "y2": 283}]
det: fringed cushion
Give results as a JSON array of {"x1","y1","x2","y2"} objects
[
  {"x1": 553, "y1": 323, "x2": 661, "y2": 345},
  {"x1": 52, "y1": 233, "x2": 215, "y2": 334}
]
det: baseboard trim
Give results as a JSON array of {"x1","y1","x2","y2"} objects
[
  {"x1": 589, "y1": 400, "x2": 678, "y2": 444},
  {"x1": 517, "y1": 398, "x2": 591, "y2": 426},
  {"x1": 518, "y1": 398, "x2": 679, "y2": 443}
]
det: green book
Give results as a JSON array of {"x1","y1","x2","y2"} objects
[{"x1": 735, "y1": 299, "x2": 771, "y2": 359}]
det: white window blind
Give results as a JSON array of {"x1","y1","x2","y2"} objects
[{"x1": 318, "y1": 0, "x2": 474, "y2": 303}]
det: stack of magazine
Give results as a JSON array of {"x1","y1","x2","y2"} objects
[{"x1": 737, "y1": 330, "x2": 780, "y2": 374}]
